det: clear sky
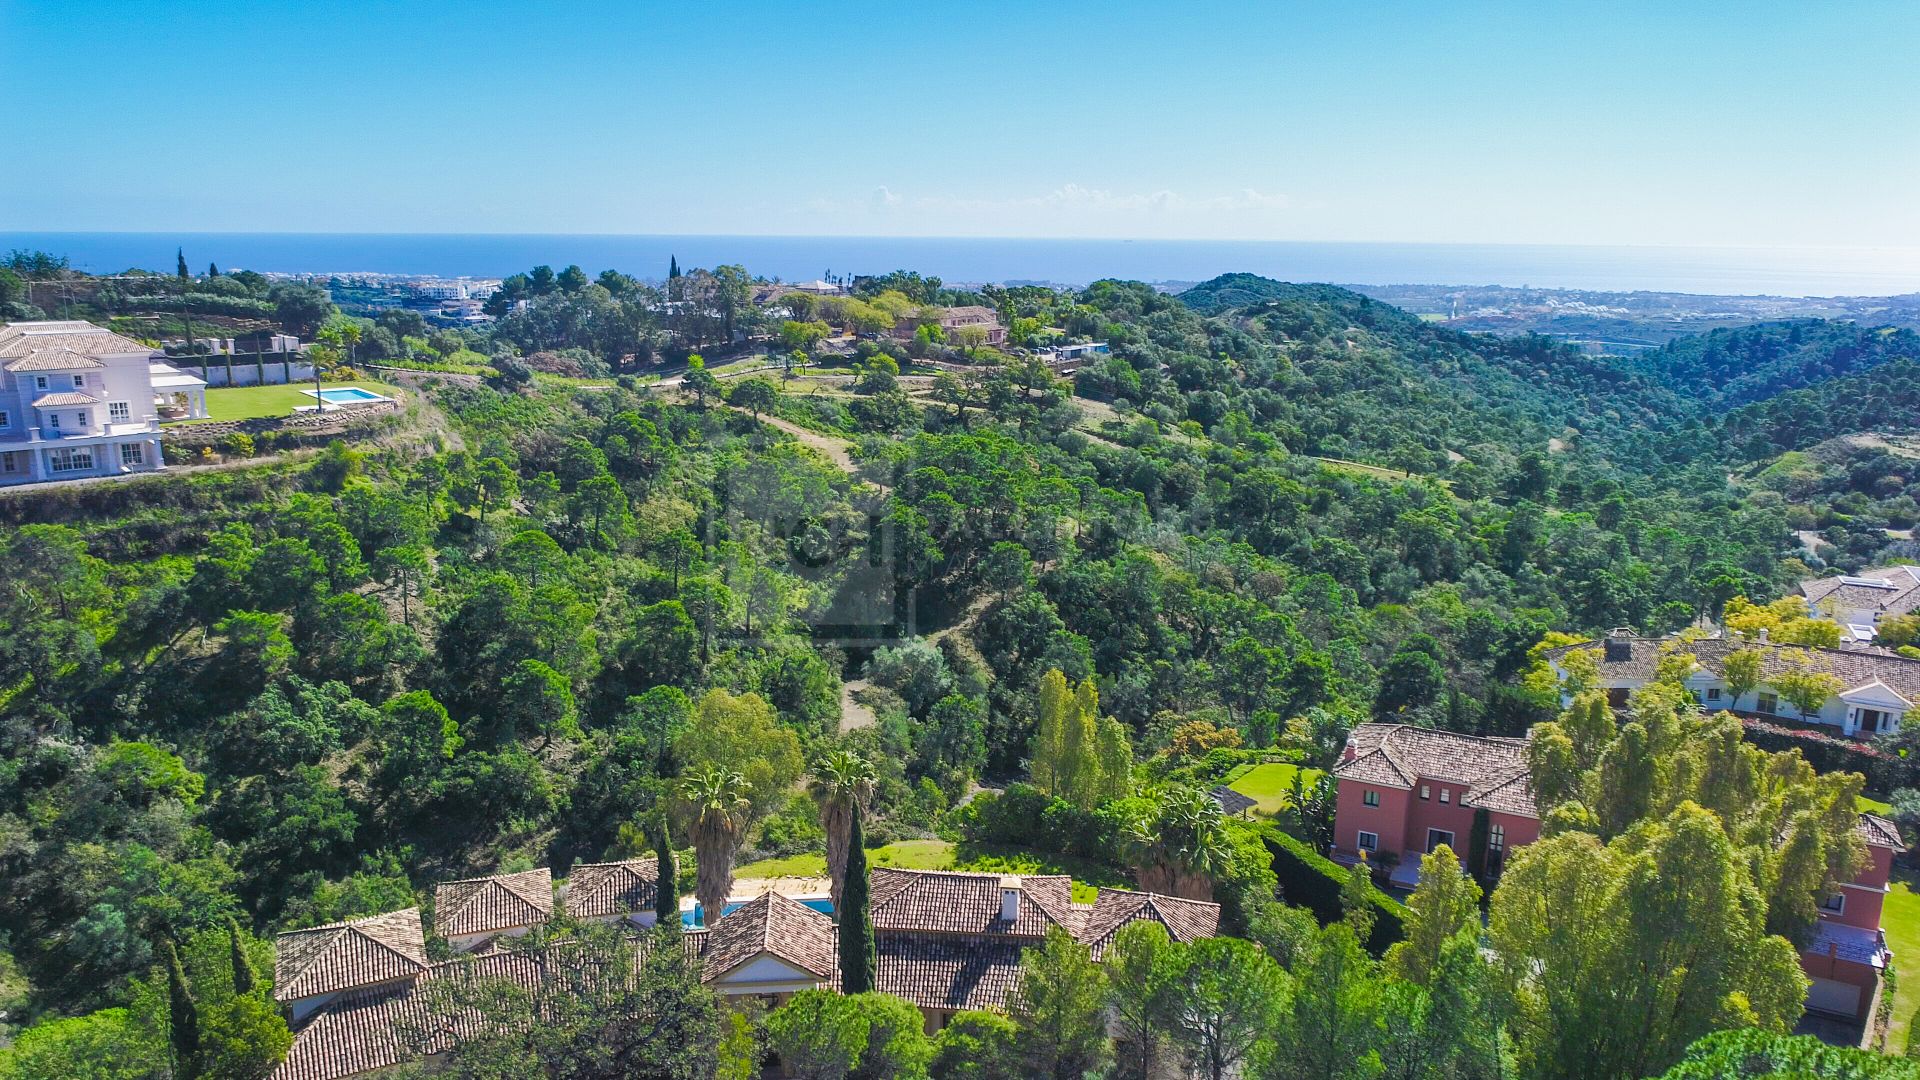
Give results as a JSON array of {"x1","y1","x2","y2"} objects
[{"x1": 4, "y1": 0, "x2": 1917, "y2": 248}]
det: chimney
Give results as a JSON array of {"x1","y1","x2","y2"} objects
[
  {"x1": 1603, "y1": 628, "x2": 1634, "y2": 662},
  {"x1": 1758, "y1": 628, "x2": 1770, "y2": 643},
  {"x1": 998, "y1": 876, "x2": 1021, "y2": 923}
]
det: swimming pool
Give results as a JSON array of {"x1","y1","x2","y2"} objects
[
  {"x1": 683, "y1": 895, "x2": 832, "y2": 926},
  {"x1": 304, "y1": 386, "x2": 390, "y2": 405}
]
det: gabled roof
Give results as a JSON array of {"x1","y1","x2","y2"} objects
[
  {"x1": 1860, "y1": 813, "x2": 1906, "y2": 852},
  {"x1": 433, "y1": 868, "x2": 553, "y2": 938},
  {"x1": 31, "y1": 391, "x2": 99, "y2": 407},
  {"x1": 274, "y1": 909, "x2": 430, "y2": 1002},
  {"x1": 560, "y1": 858, "x2": 659, "y2": 919},
  {"x1": 870, "y1": 867, "x2": 1081, "y2": 938},
  {"x1": 874, "y1": 932, "x2": 1029, "y2": 1013},
  {"x1": 700, "y1": 890, "x2": 836, "y2": 982},
  {"x1": 1543, "y1": 635, "x2": 1920, "y2": 704},
  {"x1": 1334, "y1": 724, "x2": 1536, "y2": 818},
  {"x1": 1840, "y1": 679, "x2": 1913, "y2": 707},
  {"x1": 0, "y1": 321, "x2": 155, "y2": 358},
  {"x1": 5, "y1": 346, "x2": 104, "y2": 372},
  {"x1": 1076, "y1": 888, "x2": 1221, "y2": 959}
]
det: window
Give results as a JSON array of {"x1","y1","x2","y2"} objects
[
  {"x1": 1706, "y1": 688, "x2": 1722, "y2": 701},
  {"x1": 48, "y1": 413, "x2": 59, "y2": 429},
  {"x1": 1356, "y1": 831, "x2": 1378, "y2": 852},
  {"x1": 119, "y1": 443, "x2": 144, "y2": 466},
  {"x1": 1489, "y1": 823, "x2": 1506, "y2": 850},
  {"x1": 1363, "y1": 790, "x2": 1380, "y2": 808},
  {"x1": 1419, "y1": 785, "x2": 1430, "y2": 800},
  {"x1": 1757, "y1": 692, "x2": 1778, "y2": 714},
  {"x1": 108, "y1": 401, "x2": 131, "y2": 423},
  {"x1": 74, "y1": 411, "x2": 88, "y2": 428},
  {"x1": 33, "y1": 375, "x2": 48, "y2": 390},
  {"x1": 1439, "y1": 788, "x2": 1451, "y2": 804},
  {"x1": 1426, "y1": 828, "x2": 1455, "y2": 853},
  {"x1": 47, "y1": 447, "x2": 93, "y2": 473},
  {"x1": 0, "y1": 410, "x2": 9, "y2": 429},
  {"x1": 71, "y1": 374, "x2": 84, "y2": 388},
  {"x1": 1820, "y1": 893, "x2": 1846, "y2": 914},
  {"x1": 1, "y1": 451, "x2": 17, "y2": 473}
]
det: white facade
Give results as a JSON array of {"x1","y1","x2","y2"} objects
[{"x1": 0, "y1": 322, "x2": 177, "y2": 486}]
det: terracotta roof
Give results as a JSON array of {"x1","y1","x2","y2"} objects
[
  {"x1": 274, "y1": 909, "x2": 430, "y2": 1002},
  {"x1": 874, "y1": 932, "x2": 1028, "y2": 1013},
  {"x1": 560, "y1": 858, "x2": 659, "y2": 919},
  {"x1": 1076, "y1": 888, "x2": 1222, "y2": 960},
  {"x1": 1860, "y1": 813, "x2": 1906, "y2": 852},
  {"x1": 0, "y1": 321, "x2": 155, "y2": 358},
  {"x1": 5, "y1": 346, "x2": 104, "y2": 371},
  {"x1": 1543, "y1": 635, "x2": 1920, "y2": 703},
  {"x1": 700, "y1": 890, "x2": 836, "y2": 982},
  {"x1": 434, "y1": 868, "x2": 553, "y2": 938},
  {"x1": 30, "y1": 391, "x2": 99, "y2": 407},
  {"x1": 870, "y1": 867, "x2": 1081, "y2": 938},
  {"x1": 1335, "y1": 724, "x2": 1536, "y2": 818}
]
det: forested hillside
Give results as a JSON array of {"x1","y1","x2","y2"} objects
[{"x1": 5, "y1": 261, "x2": 1920, "y2": 1078}]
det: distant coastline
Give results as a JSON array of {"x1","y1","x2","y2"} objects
[{"x1": 3, "y1": 232, "x2": 1918, "y2": 298}]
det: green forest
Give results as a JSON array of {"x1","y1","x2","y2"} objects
[{"x1": 5, "y1": 251, "x2": 1920, "y2": 1079}]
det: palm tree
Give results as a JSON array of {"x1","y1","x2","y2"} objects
[
  {"x1": 679, "y1": 766, "x2": 751, "y2": 925},
  {"x1": 808, "y1": 749, "x2": 877, "y2": 910},
  {"x1": 1124, "y1": 786, "x2": 1229, "y2": 901}
]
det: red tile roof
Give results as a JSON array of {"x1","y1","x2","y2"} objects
[
  {"x1": 1077, "y1": 889, "x2": 1221, "y2": 960},
  {"x1": 560, "y1": 858, "x2": 660, "y2": 919},
  {"x1": 870, "y1": 868, "x2": 1081, "y2": 938},
  {"x1": 1335, "y1": 724, "x2": 1536, "y2": 818},
  {"x1": 433, "y1": 868, "x2": 553, "y2": 938},
  {"x1": 274, "y1": 909, "x2": 429, "y2": 1003},
  {"x1": 700, "y1": 890, "x2": 836, "y2": 982}
]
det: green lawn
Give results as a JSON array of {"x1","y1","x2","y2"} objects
[
  {"x1": 1861, "y1": 794, "x2": 1893, "y2": 816},
  {"x1": 733, "y1": 839, "x2": 1124, "y2": 902},
  {"x1": 176, "y1": 380, "x2": 405, "y2": 424},
  {"x1": 1882, "y1": 870, "x2": 1920, "y2": 1051},
  {"x1": 1228, "y1": 761, "x2": 1326, "y2": 817}
]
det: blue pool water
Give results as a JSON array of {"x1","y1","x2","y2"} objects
[
  {"x1": 314, "y1": 387, "x2": 387, "y2": 404},
  {"x1": 683, "y1": 896, "x2": 832, "y2": 927}
]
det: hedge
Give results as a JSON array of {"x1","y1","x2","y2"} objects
[
  {"x1": 1739, "y1": 717, "x2": 1904, "y2": 791},
  {"x1": 1257, "y1": 824, "x2": 1405, "y2": 955}
]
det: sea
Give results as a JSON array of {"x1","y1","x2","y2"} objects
[{"x1": 4, "y1": 232, "x2": 1919, "y2": 298}]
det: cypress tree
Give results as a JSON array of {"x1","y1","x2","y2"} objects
[
  {"x1": 654, "y1": 817, "x2": 680, "y2": 933},
  {"x1": 227, "y1": 915, "x2": 257, "y2": 996},
  {"x1": 177, "y1": 248, "x2": 190, "y2": 280},
  {"x1": 206, "y1": 262, "x2": 220, "y2": 278},
  {"x1": 164, "y1": 939, "x2": 201, "y2": 1077},
  {"x1": 837, "y1": 805, "x2": 876, "y2": 993}
]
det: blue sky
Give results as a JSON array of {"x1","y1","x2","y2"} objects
[{"x1": 4, "y1": 0, "x2": 1917, "y2": 247}]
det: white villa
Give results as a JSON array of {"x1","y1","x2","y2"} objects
[
  {"x1": 1801, "y1": 567, "x2": 1920, "y2": 640},
  {"x1": 0, "y1": 320, "x2": 207, "y2": 485},
  {"x1": 1544, "y1": 629, "x2": 1920, "y2": 738}
]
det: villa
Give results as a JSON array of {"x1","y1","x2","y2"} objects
[
  {"x1": 1802, "y1": 813, "x2": 1905, "y2": 1022},
  {"x1": 269, "y1": 865, "x2": 1218, "y2": 1080},
  {"x1": 893, "y1": 305, "x2": 1007, "y2": 346},
  {"x1": 0, "y1": 320, "x2": 206, "y2": 485},
  {"x1": 1542, "y1": 629, "x2": 1918, "y2": 738},
  {"x1": 1802, "y1": 567, "x2": 1920, "y2": 638},
  {"x1": 1330, "y1": 723, "x2": 1540, "y2": 885}
]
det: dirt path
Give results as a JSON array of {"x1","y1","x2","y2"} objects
[{"x1": 839, "y1": 679, "x2": 877, "y2": 733}]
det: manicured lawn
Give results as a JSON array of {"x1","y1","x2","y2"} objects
[
  {"x1": 177, "y1": 380, "x2": 405, "y2": 424},
  {"x1": 1861, "y1": 794, "x2": 1893, "y2": 816},
  {"x1": 1228, "y1": 762, "x2": 1326, "y2": 817},
  {"x1": 733, "y1": 838, "x2": 1124, "y2": 902},
  {"x1": 1882, "y1": 869, "x2": 1920, "y2": 1051}
]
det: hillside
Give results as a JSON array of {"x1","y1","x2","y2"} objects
[{"x1": 1627, "y1": 319, "x2": 1920, "y2": 407}]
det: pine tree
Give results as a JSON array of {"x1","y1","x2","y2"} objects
[
  {"x1": 206, "y1": 262, "x2": 220, "y2": 278},
  {"x1": 177, "y1": 248, "x2": 190, "y2": 280},
  {"x1": 227, "y1": 916, "x2": 257, "y2": 996},
  {"x1": 837, "y1": 804, "x2": 876, "y2": 993},
  {"x1": 165, "y1": 939, "x2": 201, "y2": 1077},
  {"x1": 653, "y1": 815, "x2": 680, "y2": 933}
]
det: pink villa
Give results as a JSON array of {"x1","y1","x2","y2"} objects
[
  {"x1": 1330, "y1": 723, "x2": 1540, "y2": 888},
  {"x1": 1803, "y1": 813, "x2": 1903, "y2": 1021}
]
